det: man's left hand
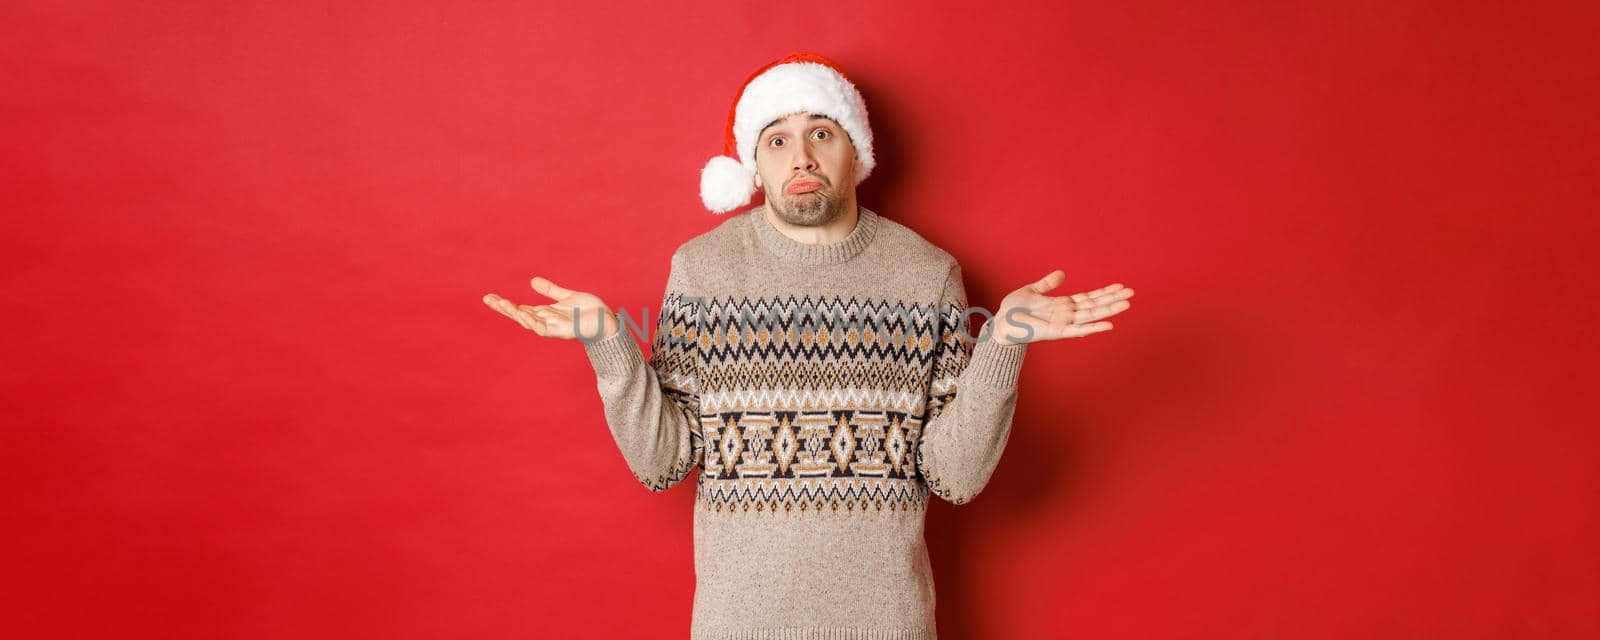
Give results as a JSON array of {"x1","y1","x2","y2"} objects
[{"x1": 988, "y1": 270, "x2": 1134, "y2": 346}]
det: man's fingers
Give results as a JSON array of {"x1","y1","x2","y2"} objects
[
  {"x1": 1090, "y1": 283, "x2": 1125, "y2": 297},
  {"x1": 1073, "y1": 299, "x2": 1131, "y2": 324},
  {"x1": 1068, "y1": 285, "x2": 1134, "y2": 308},
  {"x1": 519, "y1": 304, "x2": 554, "y2": 327},
  {"x1": 1071, "y1": 321, "x2": 1114, "y2": 337},
  {"x1": 483, "y1": 293, "x2": 508, "y2": 313},
  {"x1": 484, "y1": 294, "x2": 519, "y2": 321},
  {"x1": 1040, "y1": 319, "x2": 1112, "y2": 339},
  {"x1": 506, "y1": 302, "x2": 537, "y2": 330},
  {"x1": 1069, "y1": 285, "x2": 1109, "y2": 306},
  {"x1": 484, "y1": 294, "x2": 541, "y2": 331},
  {"x1": 1093, "y1": 285, "x2": 1132, "y2": 302},
  {"x1": 528, "y1": 306, "x2": 564, "y2": 324},
  {"x1": 530, "y1": 276, "x2": 574, "y2": 300},
  {"x1": 1027, "y1": 269, "x2": 1066, "y2": 294}
]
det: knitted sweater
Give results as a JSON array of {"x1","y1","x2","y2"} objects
[{"x1": 582, "y1": 204, "x2": 1027, "y2": 640}]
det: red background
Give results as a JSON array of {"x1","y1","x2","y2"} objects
[{"x1": 4, "y1": 1, "x2": 1596, "y2": 637}]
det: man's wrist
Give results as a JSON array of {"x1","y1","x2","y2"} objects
[
  {"x1": 597, "y1": 309, "x2": 620, "y2": 340},
  {"x1": 989, "y1": 325, "x2": 1029, "y2": 347},
  {"x1": 574, "y1": 307, "x2": 621, "y2": 344}
]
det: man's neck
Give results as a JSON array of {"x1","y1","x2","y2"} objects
[{"x1": 764, "y1": 195, "x2": 860, "y2": 245}]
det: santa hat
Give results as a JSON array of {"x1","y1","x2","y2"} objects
[{"x1": 699, "y1": 52, "x2": 876, "y2": 214}]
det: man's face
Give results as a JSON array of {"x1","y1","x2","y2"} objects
[{"x1": 753, "y1": 112, "x2": 859, "y2": 227}]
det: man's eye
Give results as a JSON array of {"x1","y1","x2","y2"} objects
[
  {"x1": 770, "y1": 137, "x2": 784, "y2": 147},
  {"x1": 814, "y1": 130, "x2": 829, "y2": 140}
]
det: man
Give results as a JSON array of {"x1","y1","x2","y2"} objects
[{"x1": 482, "y1": 52, "x2": 1133, "y2": 639}]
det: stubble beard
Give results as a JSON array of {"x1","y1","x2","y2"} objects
[{"x1": 765, "y1": 182, "x2": 845, "y2": 227}]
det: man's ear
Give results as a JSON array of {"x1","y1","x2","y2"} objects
[{"x1": 753, "y1": 172, "x2": 762, "y2": 189}]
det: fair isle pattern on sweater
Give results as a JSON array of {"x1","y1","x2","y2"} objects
[
  {"x1": 654, "y1": 290, "x2": 984, "y2": 512},
  {"x1": 583, "y1": 204, "x2": 1027, "y2": 640}
]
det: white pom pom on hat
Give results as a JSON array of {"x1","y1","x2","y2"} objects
[
  {"x1": 699, "y1": 52, "x2": 876, "y2": 214},
  {"x1": 700, "y1": 155, "x2": 755, "y2": 213}
]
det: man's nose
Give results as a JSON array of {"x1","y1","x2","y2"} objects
[{"x1": 791, "y1": 141, "x2": 818, "y2": 173}]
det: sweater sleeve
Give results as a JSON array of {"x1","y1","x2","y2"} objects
[
  {"x1": 581, "y1": 250, "x2": 704, "y2": 493},
  {"x1": 915, "y1": 261, "x2": 1028, "y2": 505}
]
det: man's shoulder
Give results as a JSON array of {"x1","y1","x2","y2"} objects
[
  {"x1": 682, "y1": 210, "x2": 749, "y2": 252},
  {"x1": 661, "y1": 210, "x2": 752, "y2": 287},
  {"x1": 670, "y1": 210, "x2": 747, "y2": 261},
  {"x1": 869, "y1": 209, "x2": 959, "y2": 272}
]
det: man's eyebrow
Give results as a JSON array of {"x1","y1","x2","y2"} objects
[{"x1": 760, "y1": 115, "x2": 838, "y2": 139}]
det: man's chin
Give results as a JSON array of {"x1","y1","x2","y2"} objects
[{"x1": 767, "y1": 188, "x2": 840, "y2": 223}]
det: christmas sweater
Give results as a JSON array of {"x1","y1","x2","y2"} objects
[{"x1": 582, "y1": 204, "x2": 1027, "y2": 640}]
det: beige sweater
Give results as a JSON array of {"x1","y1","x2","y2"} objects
[{"x1": 582, "y1": 204, "x2": 1027, "y2": 639}]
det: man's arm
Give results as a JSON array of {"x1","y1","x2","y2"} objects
[
  {"x1": 581, "y1": 250, "x2": 704, "y2": 492},
  {"x1": 916, "y1": 261, "x2": 1028, "y2": 505}
]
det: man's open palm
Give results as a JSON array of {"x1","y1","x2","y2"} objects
[
  {"x1": 991, "y1": 270, "x2": 1134, "y2": 345},
  {"x1": 482, "y1": 276, "x2": 616, "y2": 341}
]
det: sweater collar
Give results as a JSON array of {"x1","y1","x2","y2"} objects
[{"x1": 749, "y1": 203, "x2": 881, "y2": 266}]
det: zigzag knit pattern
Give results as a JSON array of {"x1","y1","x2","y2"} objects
[{"x1": 641, "y1": 288, "x2": 976, "y2": 509}]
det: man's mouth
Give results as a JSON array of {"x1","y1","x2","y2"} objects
[{"x1": 786, "y1": 179, "x2": 822, "y2": 194}]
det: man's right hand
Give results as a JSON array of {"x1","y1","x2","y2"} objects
[{"x1": 483, "y1": 276, "x2": 619, "y2": 342}]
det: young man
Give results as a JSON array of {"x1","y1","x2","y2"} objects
[{"x1": 483, "y1": 52, "x2": 1133, "y2": 639}]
